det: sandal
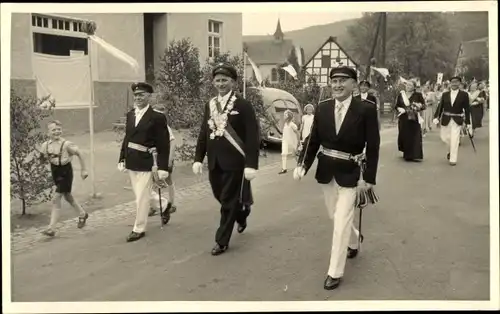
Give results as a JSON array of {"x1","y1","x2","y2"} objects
[{"x1": 77, "y1": 212, "x2": 89, "y2": 229}]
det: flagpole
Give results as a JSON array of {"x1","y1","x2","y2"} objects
[{"x1": 85, "y1": 21, "x2": 97, "y2": 198}]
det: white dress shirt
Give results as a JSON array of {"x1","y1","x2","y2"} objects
[
  {"x1": 134, "y1": 104, "x2": 150, "y2": 127},
  {"x1": 360, "y1": 92, "x2": 368, "y2": 100},
  {"x1": 450, "y1": 89, "x2": 459, "y2": 106},
  {"x1": 335, "y1": 95, "x2": 352, "y2": 128},
  {"x1": 217, "y1": 90, "x2": 232, "y2": 110}
]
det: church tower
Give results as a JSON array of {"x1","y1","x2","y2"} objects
[{"x1": 273, "y1": 19, "x2": 284, "y2": 42}]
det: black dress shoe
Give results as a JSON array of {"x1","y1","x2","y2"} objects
[
  {"x1": 161, "y1": 210, "x2": 171, "y2": 225},
  {"x1": 446, "y1": 153, "x2": 450, "y2": 160},
  {"x1": 211, "y1": 244, "x2": 228, "y2": 256},
  {"x1": 347, "y1": 247, "x2": 359, "y2": 259},
  {"x1": 126, "y1": 231, "x2": 145, "y2": 242},
  {"x1": 237, "y1": 222, "x2": 247, "y2": 233},
  {"x1": 324, "y1": 276, "x2": 341, "y2": 290}
]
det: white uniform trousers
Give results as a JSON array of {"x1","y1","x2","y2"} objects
[
  {"x1": 440, "y1": 119, "x2": 462, "y2": 163},
  {"x1": 321, "y1": 178, "x2": 359, "y2": 278},
  {"x1": 129, "y1": 171, "x2": 153, "y2": 233}
]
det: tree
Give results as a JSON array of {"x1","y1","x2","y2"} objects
[
  {"x1": 346, "y1": 12, "x2": 459, "y2": 82},
  {"x1": 155, "y1": 38, "x2": 203, "y2": 130},
  {"x1": 10, "y1": 90, "x2": 56, "y2": 215},
  {"x1": 461, "y1": 56, "x2": 489, "y2": 82}
]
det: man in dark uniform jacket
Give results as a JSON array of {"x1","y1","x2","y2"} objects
[
  {"x1": 432, "y1": 76, "x2": 471, "y2": 166},
  {"x1": 118, "y1": 82, "x2": 171, "y2": 242},
  {"x1": 355, "y1": 80, "x2": 378, "y2": 106},
  {"x1": 294, "y1": 66, "x2": 380, "y2": 290},
  {"x1": 193, "y1": 63, "x2": 260, "y2": 256}
]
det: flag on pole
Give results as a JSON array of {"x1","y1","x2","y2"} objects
[
  {"x1": 281, "y1": 64, "x2": 298, "y2": 80},
  {"x1": 89, "y1": 35, "x2": 140, "y2": 74},
  {"x1": 245, "y1": 51, "x2": 263, "y2": 86},
  {"x1": 398, "y1": 76, "x2": 409, "y2": 84},
  {"x1": 371, "y1": 67, "x2": 390, "y2": 81},
  {"x1": 294, "y1": 45, "x2": 304, "y2": 68}
]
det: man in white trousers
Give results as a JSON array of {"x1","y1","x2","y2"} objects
[
  {"x1": 433, "y1": 76, "x2": 471, "y2": 166},
  {"x1": 118, "y1": 82, "x2": 171, "y2": 242},
  {"x1": 294, "y1": 66, "x2": 380, "y2": 290}
]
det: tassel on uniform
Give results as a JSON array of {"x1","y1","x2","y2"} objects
[{"x1": 355, "y1": 159, "x2": 379, "y2": 209}]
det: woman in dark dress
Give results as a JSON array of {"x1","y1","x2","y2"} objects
[
  {"x1": 468, "y1": 82, "x2": 487, "y2": 136},
  {"x1": 395, "y1": 80, "x2": 426, "y2": 161}
]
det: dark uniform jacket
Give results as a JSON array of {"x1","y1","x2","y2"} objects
[
  {"x1": 194, "y1": 92, "x2": 260, "y2": 171},
  {"x1": 299, "y1": 97, "x2": 380, "y2": 188},
  {"x1": 119, "y1": 105, "x2": 170, "y2": 172},
  {"x1": 355, "y1": 93, "x2": 378, "y2": 106},
  {"x1": 434, "y1": 89, "x2": 471, "y2": 126}
]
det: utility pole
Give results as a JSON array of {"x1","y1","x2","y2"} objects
[
  {"x1": 365, "y1": 13, "x2": 384, "y2": 82},
  {"x1": 381, "y1": 12, "x2": 387, "y2": 67}
]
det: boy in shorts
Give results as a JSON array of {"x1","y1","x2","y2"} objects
[{"x1": 39, "y1": 120, "x2": 89, "y2": 237}]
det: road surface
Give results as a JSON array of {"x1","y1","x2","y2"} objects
[{"x1": 10, "y1": 124, "x2": 491, "y2": 303}]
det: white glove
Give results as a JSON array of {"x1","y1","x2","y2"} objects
[
  {"x1": 466, "y1": 124, "x2": 473, "y2": 134},
  {"x1": 117, "y1": 162, "x2": 126, "y2": 172},
  {"x1": 192, "y1": 162, "x2": 203, "y2": 175},
  {"x1": 293, "y1": 167, "x2": 306, "y2": 180},
  {"x1": 396, "y1": 107, "x2": 406, "y2": 117},
  {"x1": 432, "y1": 118, "x2": 440, "y2": 125},
  {"x1": 244, "y1": 168, "x2": 257, "y2": 181},
  {"x1": 158, "y1": 170, "x2": 169, "y2": 180}
]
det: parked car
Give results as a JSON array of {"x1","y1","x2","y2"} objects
[{"x1": 249, "y1": 87, "x2": 303, "y2": 145}]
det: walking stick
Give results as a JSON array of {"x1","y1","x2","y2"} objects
[
  {"x1": 354, "y1": 154, "x2": 379, "y2": 252},
  {"x1": 150, "y1": 148, "x2": 168, "y2": 229}
]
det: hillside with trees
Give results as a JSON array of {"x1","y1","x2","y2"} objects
[{"x1": 243, "y1": 11, "x2": 489, "y2": 73}]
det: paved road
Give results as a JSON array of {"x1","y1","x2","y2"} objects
[{"x1": 10, "y1": 125, "x2": 491, "y2": 302}]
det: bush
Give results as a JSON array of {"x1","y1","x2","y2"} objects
[
  {"x1": 10, "y1": 90, "x2": 56, "y2": 215},
  {"x1": 114, "y1": 38, "x2": 323, "y2": 162}
]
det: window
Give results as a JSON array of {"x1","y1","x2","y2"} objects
[
  {"x1": 31, "y1": 14, "x2": 88, "y2": 56},
  {"x1": 321, "y1": 55, "x2": 330, "y2": 68},
  {"x1": 33, "y1": 33, "x2": 88, "y2": 56},
  {"x1": 208, "y1": 20, "x2": 222, "y2": 58},
  {"x1": 31, "y1": 13, "x2": 85, "y2": 34},
  {"x1": 278, "y1": 68, "x2": 286, "y2": 82},
  {"x1": 271, "y1": 68, "x2": 278, "y2": 82}
]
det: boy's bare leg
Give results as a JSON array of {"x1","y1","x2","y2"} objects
[
  {"x1": 43, "y1": 193, "x2": 63, "y2": 236},
  {"x1": 63, "y1": 193, "x2": 89, "y2": 228}
]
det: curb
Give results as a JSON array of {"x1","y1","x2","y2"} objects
[{"x1": 10, "y1": 125, "x2": 398, "y2": 254}]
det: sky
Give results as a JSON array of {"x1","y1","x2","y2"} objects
[{"x1": 242, "y1": 12, "x2": 363, "y2": 36}]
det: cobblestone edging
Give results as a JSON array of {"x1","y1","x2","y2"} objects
[
  {"x1": 11, "y1": 126, "x2": 397, "y2": 254},
  {"x1": 10, "y1": 161, "x2": 284, "y2": 254}
]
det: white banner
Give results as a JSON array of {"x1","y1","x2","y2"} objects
[
  {"x1": 33, "y1": 53, "x2": 91, "y2": 108},
  {"x1": 437, "y1": 72, "x2": 443, "y2": 85}
]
